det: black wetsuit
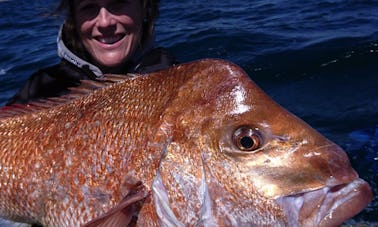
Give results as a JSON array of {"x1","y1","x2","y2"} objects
[{"x1": 6, "y1": 47, "x2": 177, "y2": 105}]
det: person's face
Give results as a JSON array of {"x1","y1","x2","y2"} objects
[{"x1": 74, "y1": 0, "x2": 144, "y2": 71}]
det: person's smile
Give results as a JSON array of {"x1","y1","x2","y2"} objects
[{"x1": 94, "y1": 33, "x2": 126, "y2": 45}]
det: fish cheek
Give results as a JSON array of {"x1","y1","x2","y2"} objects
[{"x1": 199, "y1": 137, "x2": 288, "y2": 225}]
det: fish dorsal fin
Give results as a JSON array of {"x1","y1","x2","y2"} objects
[
  {"x1": 83, "y1": 183, "x2": 150, "y2": 227},
  {"x1": 0, "y1": 74, "x2": 137, "y2": 119}
]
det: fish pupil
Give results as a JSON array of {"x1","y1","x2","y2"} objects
[{"x1": 240, "y1": 136, "x2": 254, "y2": 149}]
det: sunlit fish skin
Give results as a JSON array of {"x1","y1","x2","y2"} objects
[{"x1": 0, "y1": 59, "x2": 372, "y2": 226}]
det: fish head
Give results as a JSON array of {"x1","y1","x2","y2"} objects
[{"x1": 152, "y1": 59, "x2": 372, "y2": 226}]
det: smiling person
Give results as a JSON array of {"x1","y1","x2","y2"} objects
[{"x1": 6, "y1": 0, "x2": 177, "y2": 105}]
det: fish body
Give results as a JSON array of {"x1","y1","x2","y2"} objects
[{"x1": 0, "y1": 59, "x2": 372, "y2": 226}]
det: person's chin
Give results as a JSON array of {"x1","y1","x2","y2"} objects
[
  {"x1": 94, "y1": 50, "x2": 128, "y2": 65},
  {"x1": 94, "y1": 56, "x2": 126, "y2": 72}
]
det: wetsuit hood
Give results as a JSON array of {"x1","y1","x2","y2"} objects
[{"x1": 57, "y1": 25, "x2": 104, "y2": 77}]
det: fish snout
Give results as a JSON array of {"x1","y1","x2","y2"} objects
[{"x1": 306, "y1": 142, "x2": 358, "y2": 187}]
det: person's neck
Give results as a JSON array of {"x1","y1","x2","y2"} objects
[{"x1": 99, "y1": 60, "x2": 134, "y2": 74}]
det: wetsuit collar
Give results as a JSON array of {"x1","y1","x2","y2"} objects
[{"x1": 57, "y1": 25, "x2": 104, "y2": 77}]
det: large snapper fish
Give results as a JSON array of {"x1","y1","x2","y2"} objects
[{"x1": 0, "y1": 59, "x2": 372, "y2": 226}]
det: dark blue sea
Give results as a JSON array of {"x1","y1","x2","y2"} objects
[{"x1": 0, "y1": 0, "x2": 377, "y2": 225}]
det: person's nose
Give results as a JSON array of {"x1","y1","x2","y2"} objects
[{"x1": 96, "y1": 7, "x2": 116, "y2": 27}]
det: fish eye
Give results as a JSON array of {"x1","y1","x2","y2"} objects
[{"x1": 232, "y1": 126, "x2": 262, "y2": 152}]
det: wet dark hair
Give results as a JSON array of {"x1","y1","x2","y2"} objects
[{"x1": 56, "y1": 0, "x2": 160, "y2": 62}]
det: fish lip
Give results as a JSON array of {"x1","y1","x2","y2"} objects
[{"x1": 275, "y1": 178, "x2": 372, "y2": 226}]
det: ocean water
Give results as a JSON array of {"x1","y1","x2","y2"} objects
[{"x1": 0, "y1": 0, "x2": 377, "y2": 225}]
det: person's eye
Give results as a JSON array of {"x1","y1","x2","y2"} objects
[
  {"x1": 77, "y1": 3, "x2": 98, "y2": 14},
  {"x1": 116, "y1": 0, "x2": 132, "y2": 6},
  {"x1": 77, "y1": 2, "x2": 100, "y2": 18},
  {"x1": 109, "y1": 0, "x2": 132, "y2": 13},
  {"x1": 116, "y1": 0, "x2": 132, "y2": 3}
]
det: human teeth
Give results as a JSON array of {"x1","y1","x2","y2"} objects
[{"x1": 97, "y1": 34, "x2": 124, "y2": 44}]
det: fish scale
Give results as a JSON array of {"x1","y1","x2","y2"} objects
[{"x1": 0, "y1": 59, "x2": 372, "y2": 226}]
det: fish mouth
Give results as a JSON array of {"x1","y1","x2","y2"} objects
[
  {"x1": 94, "y1": 33, "x2": 126, "y2": 45},
  {"x1": 276, "y1": 178, "x2": 372, "y2": 226}
]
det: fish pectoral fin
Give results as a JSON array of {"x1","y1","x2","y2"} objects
[{"x1": 83, "y1": 183, "x2": 150, "y2": 227}]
